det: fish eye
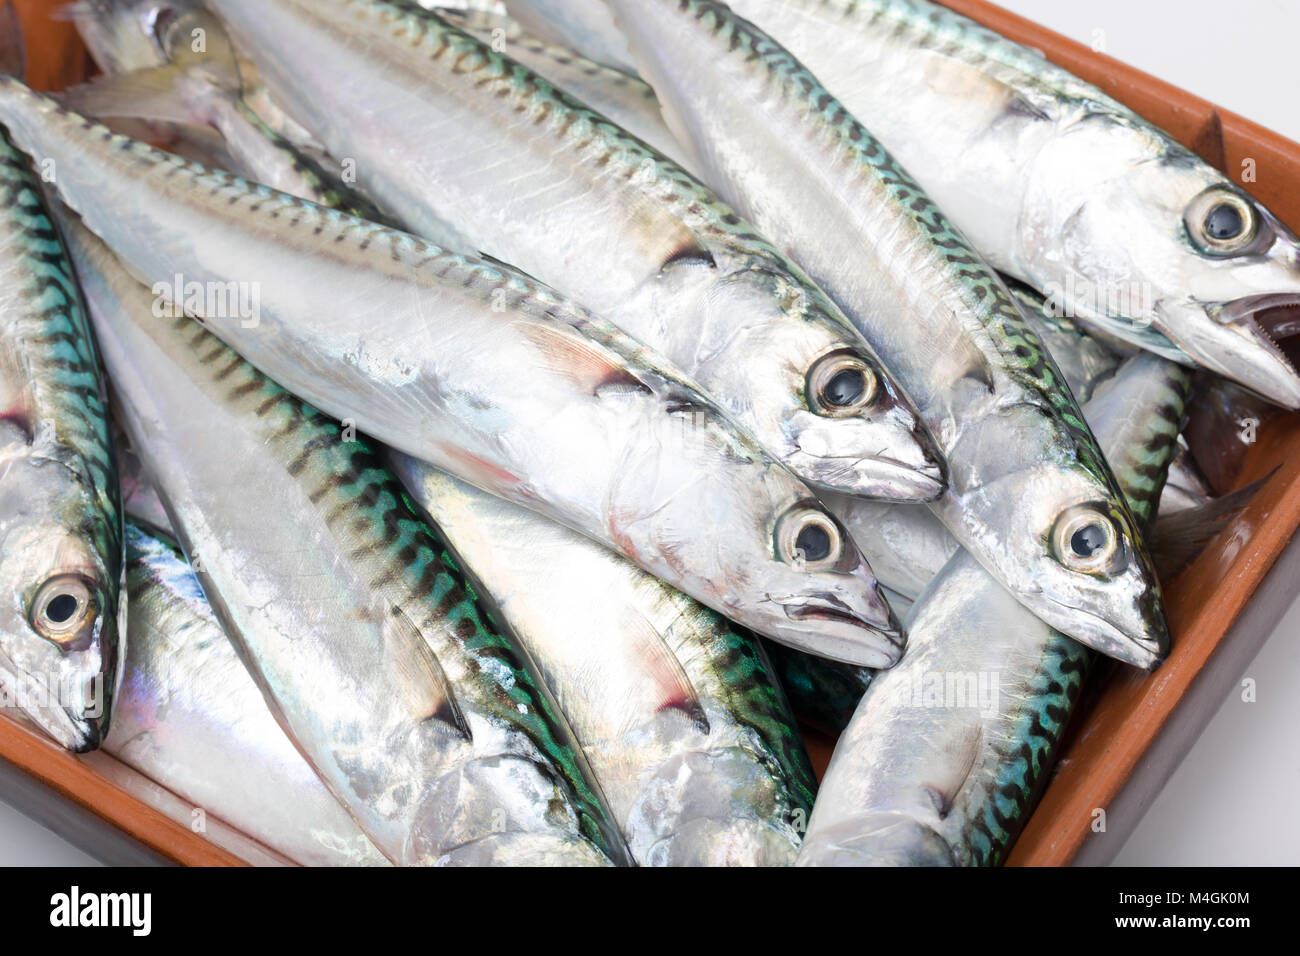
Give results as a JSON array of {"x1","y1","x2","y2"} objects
[
  {"x1": 1052, "y1": 507, "x2": 1120, "y2": 573},
  {"x1": 807, "y1": 351, "x2": 878, "y2": 417},
  {"x1": 1185, "y1": 188, "x2": 1259, "y2": 256},
  {"x1": 29, "y1": 576, "x2": 98, "y2": 647},
  {"x1": 777, "y1": 506, "x2": 844, "y2": 570}
]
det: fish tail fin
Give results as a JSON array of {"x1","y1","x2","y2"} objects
[
  {"x1": 0, "y1": 0, "x2": 27, "y2": 79},
  {"x1": 1151, "y1": 473, "x2": 1272, "y2": 579},
  {"x1": 62, "y1": 65, "x2": 209, "y2": 127}
]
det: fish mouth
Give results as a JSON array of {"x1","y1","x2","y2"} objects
[
  {"x1": 792, "y1": 451, "x2": 946, "y2": 503},
  {"x1": 1162, "y1": 294, "x2": 1300, "y2": 409},
  {"x1": 780, "y1": 593, "x2": 906, "y2": 668},
  {"x1": 0, "y1": 651, "x2": 108, "y2": 752},
  {"x1": 1048, "y1": 601, "x2": 1167, "y2": 671}
]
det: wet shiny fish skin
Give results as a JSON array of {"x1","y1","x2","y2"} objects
[
  {"x1": 827, "y1": 282, "x2": 1128, "y2": 601},
  {"x1": 208, "y1": 0, "x2": 946, "y2": 504},
  {"x1": 799, "y1": 353, "x2": 1191, "y2": 866},
  {"x1": 64, "y1": 0, "x2": 322, "y2": 150},
  {"x1": 391, "y1": 454, "x2": 816, "y2": 865},
  {"x1": 717, "y1": 0, "x2": 1300, "y2": 410},
  {"x1": 64, "y1": 217, "x2": 626, "y2": 866},
  {"x1": 111, "y1": 521, "x2": 390, "y2": 867},
  {"x1": 0, "y1": 78, "x2": 900, "y2": 666},
  {"x1": 439, "y1": 6, "x2": 695, "y2": 171},
  {"x1": 613, "y1": 0, "x2": 1166, "y2": 669},
  {"x1": 0, "y1": 125, "x2": 122, "y2": 753},
  {"x1": 1003, "y1": 276, "x2": 1122, "y2": 404},
  {"x1": 65, "y1": 4, "x2": 386, "y2": 220},
  {"x1": 505, "y1": 0, "x2": 638, "y2": 73}
]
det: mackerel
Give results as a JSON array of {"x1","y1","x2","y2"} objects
[
  {"x1": 208, "y1": 0, "x2": 946, "y2": 503},
  {"x1": 110, "y1": 520, "x2": 389, "y2": 866},
  {"x1": 0, "y1": 116, "x2": 121, "y2": 751},
  {"x1": 391, "y1": 455, "x2": 816, "y2": 865},
  {"x1": 714, "y1": 0, "x2": 1300, "y2": 409},
  {"x1": 0, "y1": 78, "x2": 901, "y2": 664},
  {"x1": 438, "y1": 6, "x2": 694, "y2": 170},
  {"x1": 613, "y1": 0, "x2": 1167, "y2": 667},
  {"x1": 799, "y1": 353, "x2": 1191, "y2": 865},
  {"x1": 64, "y1": 215, "x2": 626, "y2": 865}
]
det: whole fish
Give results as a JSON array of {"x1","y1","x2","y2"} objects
[
  {"x1": 111, "y1": 520, "x2": 389, "y2": 866},
  {"x1": 64, "y1": 216, "x2": 627, "y2": 866},
  {"x1": 0, "y1": 120, "x2": 121, "y2": 752},
  {"x1": 708, "y1": 0, "x2": 1300, "y2": 409},
  {"x1": 438, "y1": 6, "x2": 694, "y2": 170},
  {"x1": 391, "y1": 455, "x2": 816, "y2": 865},
  {"x1": 800, "y1": 353, "x2": 1191, "y2": 866},
  {"x1": 64, "y1": 3, "x2": 386, "y2": 220},
  {"x1": 0, "y1": 79, "x2": 900, "y2": 666},
  {"x1": 207, "y1": 0, "x2": 947, "y2": 504},
  {"x1": 612, "y1": 0, "x2": 1166, "y2": 668}
]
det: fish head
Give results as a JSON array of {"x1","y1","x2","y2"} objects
[
  {"x1": 61, "y1": 0, "x2": 206, "y2": 74},
  {"x1": 0, "y1": 441, "x2": 120, "y2": 751},
  {"x1": 612, "y1": 411, "x2": 904, "y2": 668},
  {"x1": 748, "y1": 493, "x2": 905, "y2": 668},
  {"x1": 1043, "y1": 127, "x2": 1300, "y2": 408},
  {"x1": 962, "y1": 432, "x2": 1167, "y2": 669},
  {"x1": 701, "y1": 267, "x2": 946, "y2": 501}
]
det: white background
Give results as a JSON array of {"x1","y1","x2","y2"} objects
[{"x1": 2, "y1": 0, "x2": 1298, "y2": 865}]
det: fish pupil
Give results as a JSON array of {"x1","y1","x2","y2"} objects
[
  {"x1": 1070, "y1": 524, "x2": 1106, "y2": 558},
  {"x1": 795, "y1": 524, "x2": 832, "y2": 562},
  {"x1": 824, "y1": 368, "x2": 865, "y2": 407},
  {"x1": 45, "y1": 593, "x2": 79, "y2": 625},
  {"x1": 1206, "y1": 203, "x2": 1244, "y2": 240}
]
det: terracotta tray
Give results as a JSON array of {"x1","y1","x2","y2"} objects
[{"x1": 2, "y1": 0, "x2": 1297, "y2": 866}]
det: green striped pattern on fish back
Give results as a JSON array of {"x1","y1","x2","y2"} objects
[
  {"x1": 167, "y1": 312, "x2": 624, "y2": 862},
  {"x1": 1106, "y1": 364, "x2": 1194, "y2": 530},
  {"x1": 229, "y1": 99, "x2": 391, "y2": 222},
  {"x1": 0, "y1": 77, "x2": 730, "y2": 411},
  {"x1": 0, "y1": 124, "x2": 122, "y2": 638},
  {"x1": 947, "y1": 636, "x2": 1091, "y2": 866},
  {"x1": 678, "y1": 1, "x2": 1144, "y2": 544},
  {"x1": 701, "y1": 618, "x2": 818, "y2": 818},
  {"x1": 345, "y1": 1, "x2": 851, "y2": 318},
  {"x1": 805, "y1": 0, "x2": 1204, "y2": 167},
  {"x1": 943, "y1": 359, "x2": 1189, "y2": 864}
]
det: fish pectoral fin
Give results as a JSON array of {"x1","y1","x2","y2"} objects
[
  {"x1": 925, "y1": 717, "x2": 984, "y2": 818},
  {"x1": 623, "y1": 610, "x2": 709, "y2": 734},
  {"x1": 388, "y1": 604, "x2": 471, "y2": 741},
  {"x1": 514, "y1": 321, "x2": 651, "y2": 396}
]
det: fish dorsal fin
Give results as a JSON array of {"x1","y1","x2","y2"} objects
[
  {"x1": 514, "y1": 321, "x2": 651, "y2": 396},
  {"x1": 623, "y1": 609, "x2": 709, "y2": 734},
  {"x1": 387, "y1": 603, "x2": 471, "y2": 741}
]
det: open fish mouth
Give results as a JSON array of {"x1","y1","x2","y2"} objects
[
  {"x1": 792, "y1": 451, "x2": 946, "y2": 502},
  {"x1": 1157, "y1": 294, "x2": 1300, "y2": 409},
  {"x1": 1216, "y1": 292, "x2": 1300, "y2": 345}
]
